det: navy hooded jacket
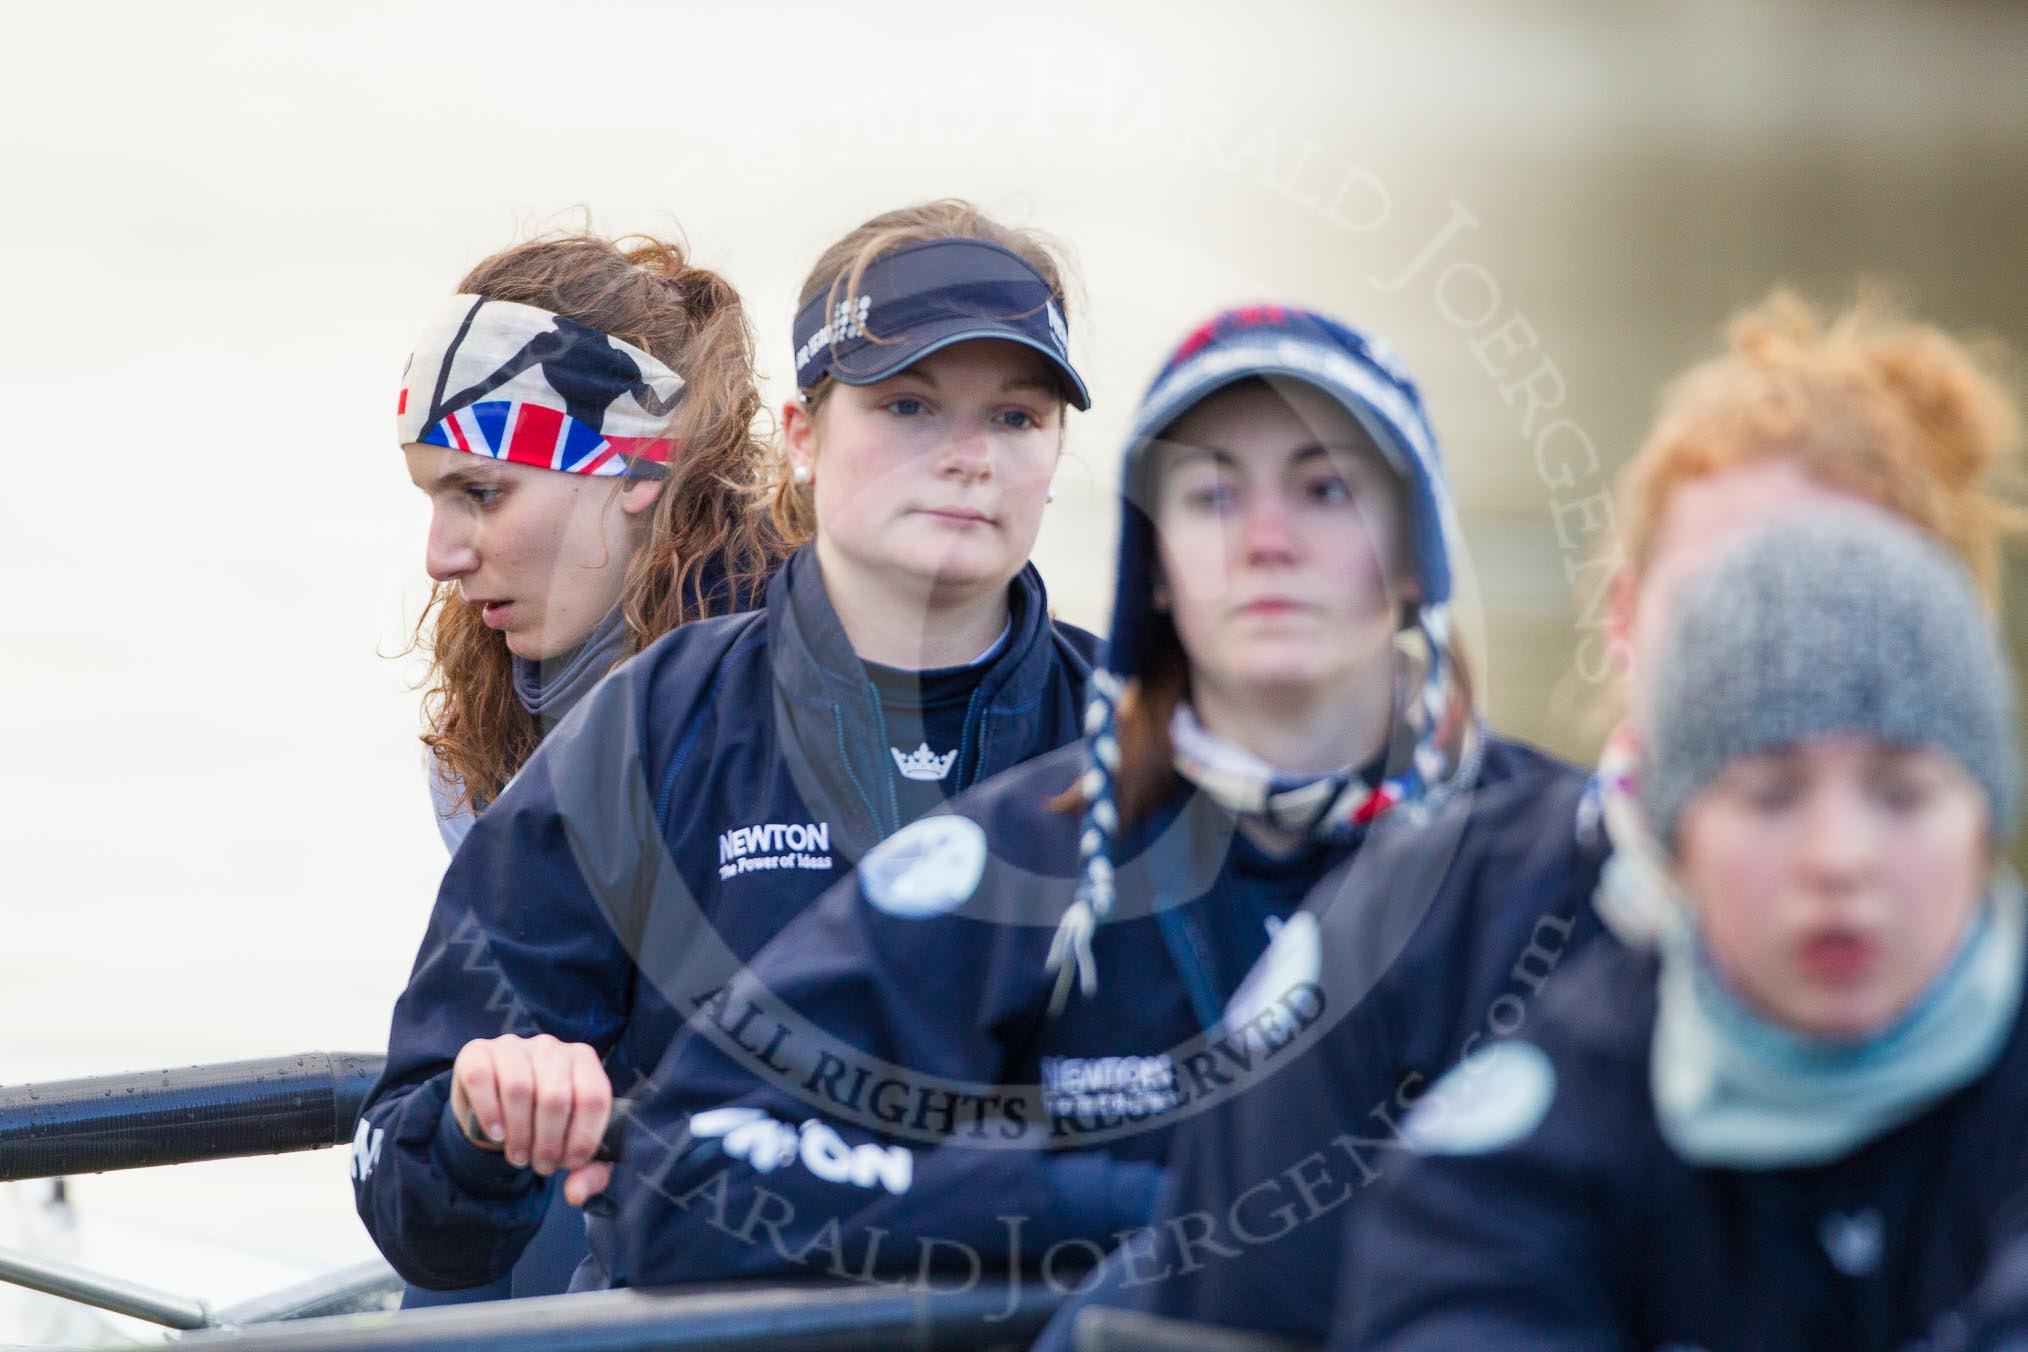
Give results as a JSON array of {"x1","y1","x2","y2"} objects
[
  {"x1": 351, "y1": 545, "x2": 1096, "y2": 1291},
  {"x1": 602, "y1": 734, "x2": 1569, "y2": 1290},
  {"x1": 1039, "y1": 762, "x2": 1606, "y2": 1347},
  {"x1": 1334, "y1": 933, "x2": 2028, "y2": 1352}
]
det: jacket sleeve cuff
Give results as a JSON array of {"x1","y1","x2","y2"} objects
[{"x1": 430, "y1": 1099, "x2": 539, "y2": 1200}]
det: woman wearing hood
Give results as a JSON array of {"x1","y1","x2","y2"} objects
[
  {"x1": 1337, "y1": 509, "x2": 2028, "y2": 1351},
  {"x1": 1062, "y1": 289, "x2": 2023, "y2": 1348},
  {"x1": 606, "y1": 305, "x2": 1574, "y2": 1287}
]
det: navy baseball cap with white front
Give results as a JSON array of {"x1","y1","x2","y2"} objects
[{"x1": 789, "y1": 237, "x2": 1091, "y2": 410}]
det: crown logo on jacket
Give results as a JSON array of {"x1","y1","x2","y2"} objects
[{"x1": 891, "y1": 742, "x2": 958, "y2": 782}]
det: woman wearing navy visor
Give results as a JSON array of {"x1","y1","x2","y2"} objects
[
  {"x1": 353, "y1": 199, "x2": 1099, "y2": 1293},
  {"x1": 604, "y1": 306, "x2": 1575, "y2": 1288}
]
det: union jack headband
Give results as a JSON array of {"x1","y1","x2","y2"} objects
[{"x1": 397, "y1": 295, "x2": 686, "y2": 480}]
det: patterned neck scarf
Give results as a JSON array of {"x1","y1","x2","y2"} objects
[
  {"x1": 1168, "y1": 703, "x2": 1397, "y2": 841},
  {"x1": 1591, "y1": 726, "x2": 1692, "y2": 948},
  {"x1": 1046, "y1": 635, "x2": 1480, "y2": 1014}
]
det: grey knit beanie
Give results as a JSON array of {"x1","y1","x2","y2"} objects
[{"x1": 1642, "y1": 507, "x2": 2020, "y2": 850}]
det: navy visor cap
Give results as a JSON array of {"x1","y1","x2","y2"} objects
[{"x1": 790, "y1": 237, "x2": 1090, "y2": 410}]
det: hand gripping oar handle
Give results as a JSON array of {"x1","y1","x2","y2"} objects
[
  {"x1": 451, "y1": 1095, "x2": 636, "y2": 1164},
  {"x1": 0, "y1": 1051, "x2": 384, "y2": 1181}
]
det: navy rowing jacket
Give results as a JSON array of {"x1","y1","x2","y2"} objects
[
  {"x1": 1335, "y1": 935, "x2": 2028, "y2": 1352},
  {"x1": 1041, "y1": 760, "x2": 1604, "y2": 1346},
  {"x1": 351, "y1": 546, "x2": 1096, "y2": 1290},
  {"x1": 604, "y1": 735, "x2": 1567, "y2": 1289}
]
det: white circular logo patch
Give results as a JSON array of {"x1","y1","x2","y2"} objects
[
  {"x1": 860, "y1": 816, "x2": 989, "y2": 919},
  {"x1": 1223, "y1": 911, "x2": 1322, "y2": 1031},
  {"x1": 1401, "y1": 1040, "x2": 1558, "y2": 1156}
]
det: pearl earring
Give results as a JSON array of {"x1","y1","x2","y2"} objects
[
  {"x1": 1045, "y1": 487, "x2": 1056, "y2": 504},
  {"x1": 792, "y1": 465, "x2": 812, "y2": 485}
]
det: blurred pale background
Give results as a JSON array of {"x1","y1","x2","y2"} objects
[{"x1": 2, "y1": 0, "x2": 2024, "y2": 1331}]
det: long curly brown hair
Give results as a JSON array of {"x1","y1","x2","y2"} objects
[{"x1": 410, "y1": 232, "x2": 782, "y2": 814}]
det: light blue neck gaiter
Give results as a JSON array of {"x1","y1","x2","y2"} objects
[{"x1": 1652, "y1": 874, "x2": 2024, "y2": 1170}]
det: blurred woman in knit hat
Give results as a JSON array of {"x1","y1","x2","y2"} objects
[{"x1": 1338, "y1": 508, "x2": 2027, "y2": 1352}]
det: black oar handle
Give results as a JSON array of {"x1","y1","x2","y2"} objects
[
  {"x1": 460, "y1": 1096, "x2": 636, "y2": 1162},
  {"x1": 0, "y1": 1052, "x2": 384, "y2": 1182},
  {"x1": 595, "y1": 1097, "x2": 636, "y2": 1163}
]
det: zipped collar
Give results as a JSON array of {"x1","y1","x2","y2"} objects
[{"x1": 765, "y1": 545, "x2": 1086, "y2": 853}]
